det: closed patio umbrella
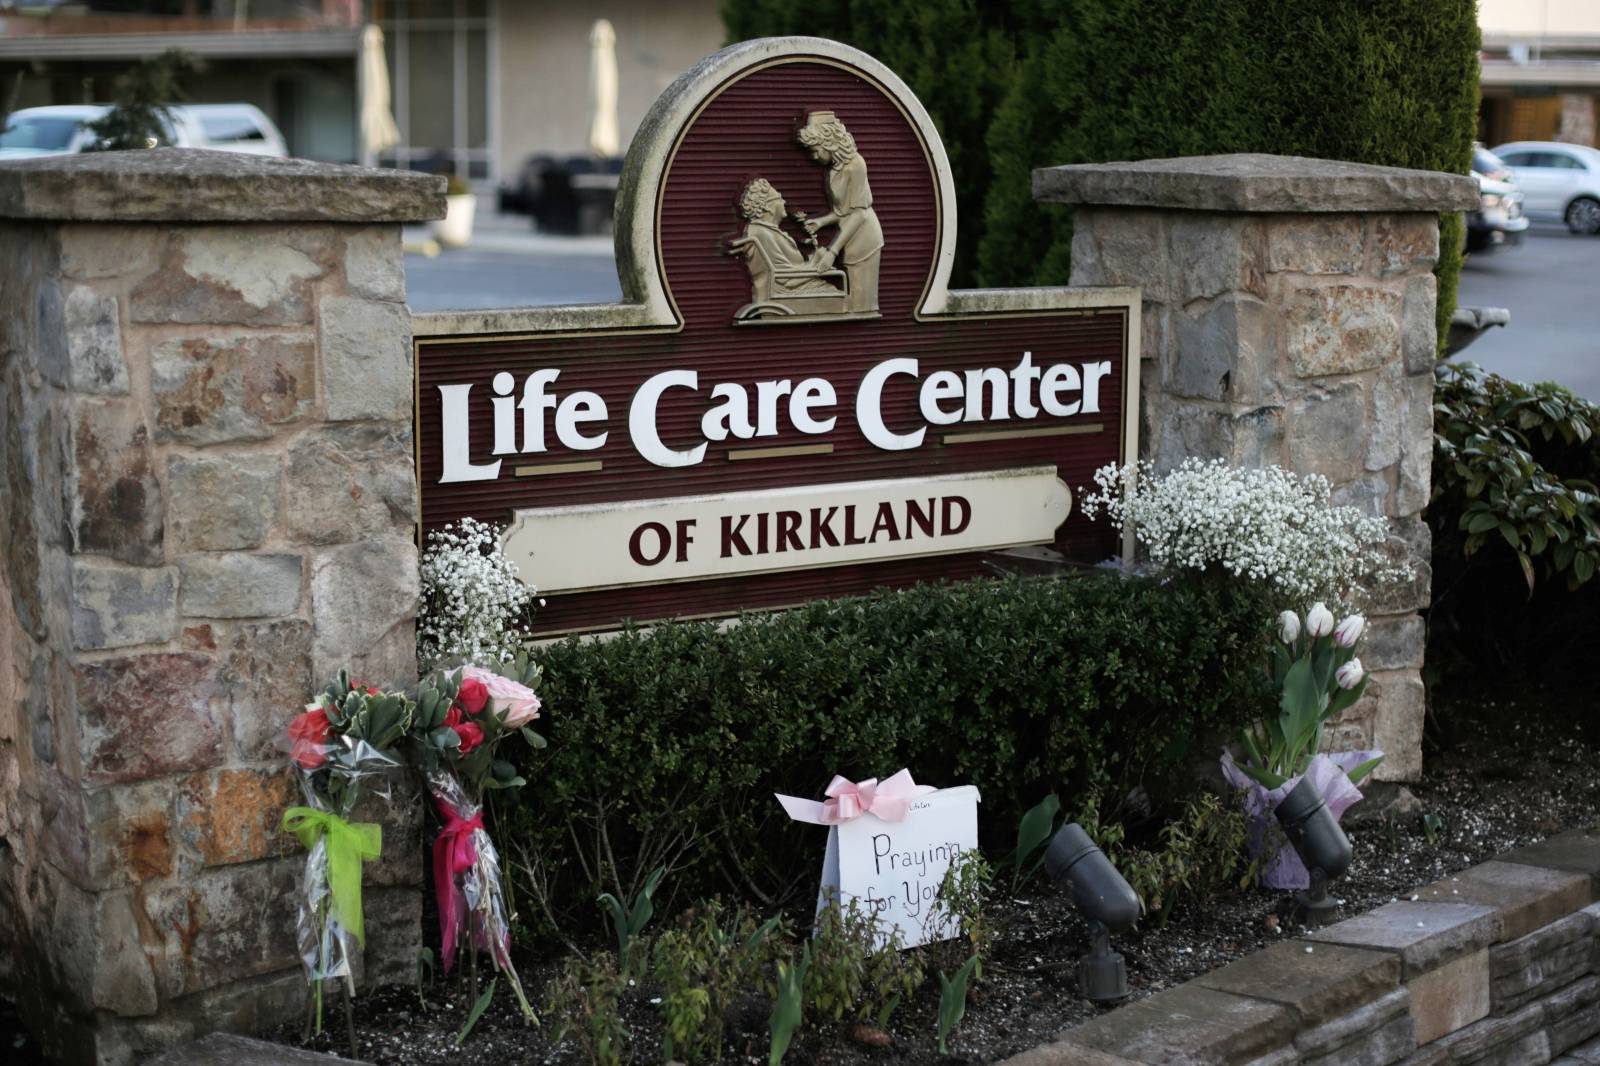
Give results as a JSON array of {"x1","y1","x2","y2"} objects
[
  {"x1": 359, "y1": 23, "x2": 401, "y2": 164},
  {"x1": 588, "y1": 18, "x2": 619, "y2": 158}
]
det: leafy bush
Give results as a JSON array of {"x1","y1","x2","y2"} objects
[
  {"x1": 722, "y1": 0, "x2": 1479, "y2": 346},
  {"x1": 505, "y1": 572, "x2": 1271, "y2": 935},
  {"x1": 1428, "y1": 363, "x2": 1600, "y2": 678}
]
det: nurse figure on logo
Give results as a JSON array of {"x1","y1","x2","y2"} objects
[{"x1": 797, "y1": 111, "x2": 884, "y2": 314}]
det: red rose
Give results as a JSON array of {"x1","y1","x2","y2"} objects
[
  {"x1": 457, "y1": 677, "x2": 489, "y2": 716},
  {"x1": 452, "y1": 721, "x2": 485, "y2": 754},
  {"x1": 350, "y1": 680, "x2": 380, "y2": 696},
  {"x1": 441, "y1": 705, "x2": 463, "y2": 728},
  {"x1": 287, "y1": 707, "x2": 331, "y2": 770},
  {"x1": 291, "y1": 738, "x2": 327, "y2": 770}
]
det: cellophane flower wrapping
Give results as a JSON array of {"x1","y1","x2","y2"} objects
[
  {"x1": 291, "y1": 736, "x2": 400, "y2": 988},
  {"x1": 1220, "y1": 749, "x2": 1378, "y2": 889}
]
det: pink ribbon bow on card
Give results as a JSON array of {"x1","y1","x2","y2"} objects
[{"x1": 776, "y1": 769, "x2": 936, "y2": 825}]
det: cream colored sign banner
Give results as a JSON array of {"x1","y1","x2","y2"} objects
[{"x1": 501, "y1": 466, "x2": 1072, "y2": 595}]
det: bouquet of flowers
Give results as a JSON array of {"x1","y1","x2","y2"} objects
[
  {"x1": 280, "y1": 670, "x2": 414, "y2": 1036},
  {"x1": 411, "y1": 650, "x2": 546, "y2": 1022}
]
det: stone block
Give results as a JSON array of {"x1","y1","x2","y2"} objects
[
  {"x1": 352, "y1": 769, "x2": 424, "y2": 888},
  {"x1": 1061, "y1": 983, "x2": 1295, "y2": 1064},
  {"x1": 1491, "y1": 910, "x2": 1594, "y2": 1013},
  {"x1": 1370, "y1": 215, "x2": 1440, "y2": 279},
  {"x1": 176, "y1": 767, "x2": 297, "y2": 867},
  {"x1": 343, "y1": 224, "x2": 405, "y2": 302},
  {"x1": 1196, "y1": 939, "x2": 1401, "y2": 1027},
  {"x1": 1308, "y1": 901, "x2": 1499, "y2": 977},
  {"x1": 57, "y1": 223, "x2": 165, "y2": 282},
  {"x1": 69, "y1": 558, "x2": 177, "y2": 650},
  {"x1": 1362, "y1": 616, "x2": 1426, "y2": 672},
  {"x1": 1370, "y1": 671, "x2": 1427, "y2": 782},
  {"x1": 1501, "y1": 829, "x2": 1600, "y2": 897},
  {"x1": 1547, "y1": 976, "x2": 1600, "y2": 1056},
  {"x1": 309, "y1": 539, "x2": 418, "y2": 684},
  {"x1": 1151, "y1": 402, "x2": 1286, "y2": 472},
  {"x1": 51, "y1": 883, "x2": 160, "y2": 1018},
  {"x1": 139, "y1": 858, "x2": 302, "y2": 997},
  {"x1": 130, "y1": 229, "x2": 325, "y2": 326},
  {"x1": 1288, "y1": 382, "x2": 1367, "y2": 482},
  {"x1": 62, "y1": 285, "x2": 129, "y2": 394},
  {"x1": 1416, "y1": 862, "x2": 1591, "y2": 943},
  {"x1": 285, "y1": 423, "x2": 417, "y2": 545},
  {"x1": 1396, "y1": 373, "x2": 1433, "y2": 517},
  {"x1": 1085, "y1": 208, "x2": 1175, "y2": 303},
  {"x1": 996, "y1": 1041, "x2": 1144, "y2": 1066},
  {"x1": 166, "y1": 453, "x2": 282, "y2": 552},
  {"x1": 1286, "y1": 284, "x2": 1400, "y2": 377},
  {"x1": 1169, "y1": 296, "x2": 1278, "y2": 405},
  {"x1": 1170, "y1": 214, "x2": 1266, "y2": 300},
  {"x1": 147, "y1": 1031, "x2": 365, "y2": 1066},
  {"x1": 1295, "y1": 986, "x2": 1413, "y2": 1065},
  {"x1": 1365, "y1": 517, "x2": 1431, "y2": 615},
  {"x1": 1268, "y1": 214, "x2": 1365, "y2": 275},
  {"x1": 1241, "y1": 1049, "x2": 1300, "y2": 1066},
  {"x1": 85, "y1": 779, "x2": 176, "y2": 887},
  {"x1": 354, "y1": 885, "x2": 423, "y2": 989},
  {"x1": 319, "y1": 295, "x2": 411, "y2": 422},
  {"x1": 1368, "y1": 374, "x2": 1404, "y2": 472},
  {"x1": 1402, "y1": 274, "x2": 1439, "y2": 374},
  {"x1": 76, "y1": 653, "x2": 222, "y2": 786},
  {"x1": 1332, "y1": 471, "x2": 1393, "y2": 517},
  {"x1": 178, "y1": 552, "x2": 302, "y2": 619},
  {"x1": 1427, "y1": 997, "x2": 1549, "y2": 1066},
  {"x1": 179, "y1": 972, "x2": 308, "y2": 1048},
  {"x1": 223, "y1": 619, "x2": 314, "y2": 762},
  {"x1": 1408, "y1": 948, "x2": 1492, "y2": 1044},
  {"x1": 3, "y1": 368, "x2": 48, "y2": 638},
  {"x1": 151, "y1": 333, "x2": 316, "y2": 445},
  {"x1": 65, "y1": 397, "x2": 164, "y2": 565}
]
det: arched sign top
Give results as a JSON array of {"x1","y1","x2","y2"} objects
[{"x1": 614, "y1": 37, "x2": 960, "y2": 330}]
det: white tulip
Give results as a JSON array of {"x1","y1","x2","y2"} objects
[
  {"x1": 1277, "y1": 610, "x2": 1301, "y2": 644},
  {"x1": 1336, "y1": 658, "x2": 1365, "y2": 690},
  {"x1": 1334, "y1": 614, "x2": 1365, "y2": 647},
  {"x1": 1306, "y1": 602, "x2": 1335, "y2": 638}
]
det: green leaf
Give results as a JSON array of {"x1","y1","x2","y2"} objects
[
  {"x1": 454, "y1": 979, "x2": 496, "y2": 1046},
  {"x1": 1008, "y1": 793, "x2": 1060, "y2": 891},
  {"x1": 1346, "y1": 755, "x2": 1385, "y2": 785}
]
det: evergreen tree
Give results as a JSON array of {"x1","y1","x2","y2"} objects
[{"x1": 85, "y1": 50, "x2": 195, "y2": 152}]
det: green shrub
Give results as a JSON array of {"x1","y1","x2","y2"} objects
[
  {"x1": 1428, "y1": 363, "x2": 1600, "y2": 679},
  {"x1": 506, "y1": 573, "x2": 1271, "y2": 935},
  {"x1": 722, "y1": 0, "x2": 1479, "y2": 347}
]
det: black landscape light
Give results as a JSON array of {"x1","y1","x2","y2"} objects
[
  {"x1": 1045, "y1": 822, "x2": 1142, "y2": 1004},
  {"x1": 1274, "y1": 775, "x2": 1354, "y2": 929}
]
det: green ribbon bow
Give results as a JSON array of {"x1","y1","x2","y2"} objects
[{"x1": 281, "y1": 807, "x2": 383, "y2": 947}]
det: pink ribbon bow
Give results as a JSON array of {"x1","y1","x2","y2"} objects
[
  {"x1": 433, "y1": 801, "x2": 484, "y2": 974},
  {"x1": 776, "y1": 769, "x2": 936, "y2": 825}
]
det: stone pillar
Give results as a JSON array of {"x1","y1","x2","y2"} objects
[
  {"x1": 0, "y1": 151, "x2": 442, "y2": 1065},
  {"x1": 1034, "y1": 154, "x2": 1477, "y2": 781}
]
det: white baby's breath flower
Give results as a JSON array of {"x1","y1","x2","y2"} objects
[{"x1": 418, "y1": 517, "x2": 539, "y2": 672}]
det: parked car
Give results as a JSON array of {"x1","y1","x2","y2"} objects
[
  {"x1": 1466, "y1": 171, "x2": 1529, "y2": 253},
  {"x1": 1490, "y1": 140, "x2": 1600, "y2": 235},
  {"x1": 498, "y1": 153, "x2": 623, "y2": 234},
  {"x1": 0, "y1": 103, "x2": 285, "y2": 160}
]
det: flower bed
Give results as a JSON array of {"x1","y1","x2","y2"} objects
[{"x1": 240, "y1": 683, "x2": 1600, "y2": 1066}]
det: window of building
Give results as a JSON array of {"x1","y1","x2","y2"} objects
[{"x1": 378, "y1": 0, "x2": 494, "y2": 182}]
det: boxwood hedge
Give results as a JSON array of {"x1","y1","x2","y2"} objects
[{"x1": 506, "y1": 572, "x2": 1271, "y2": 933}]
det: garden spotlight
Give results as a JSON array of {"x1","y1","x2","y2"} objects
[
  {"x1": 1274, "y1": 775, "x2": 1354, "y2": 929},
  {"x1": 1045, "y1": 822, "x2": 1141, "y2": 1004}
]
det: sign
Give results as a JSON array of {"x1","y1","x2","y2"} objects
[
  {"x1": 814, "y1": 786, "x2": 980, "y2": 949},
  {"x1": 415, "y1": 38, "x2": 1140, "y2": 633}
]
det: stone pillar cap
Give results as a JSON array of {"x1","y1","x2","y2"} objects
[
  {"x1": 0, "y1": 148, "x2": 446, "y2": 222},
  {"x1": 1034, "y1": 153, "x2": 1478, "y2": 213}
]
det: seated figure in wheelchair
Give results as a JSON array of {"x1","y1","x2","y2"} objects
[{"x1": 729, "y1": 178, "x2": 849, "y2": 321}]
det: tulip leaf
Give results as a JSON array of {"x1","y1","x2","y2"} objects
[{"x1": 1346, "y1": 755, "x2": 1384, "y2": 784}]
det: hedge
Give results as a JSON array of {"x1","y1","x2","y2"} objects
[
  {"x1": 722, "y1": 0, "x2": 1480, "y2": 348},
  {"x1": 506, "y1": 572, "x2": 1271, "y2": 935}
]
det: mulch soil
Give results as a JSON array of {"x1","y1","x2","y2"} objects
[{"x1": 5, "y1": 682, "x2": 1598, "y2": 1065}]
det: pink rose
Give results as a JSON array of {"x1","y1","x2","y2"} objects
[{"x1": 460, "y1": 665, "x2": 541, "y2": 727}]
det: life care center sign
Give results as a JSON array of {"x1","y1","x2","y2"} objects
[{"x1": 415, "y1": 37, "x2": 1141, "y2": 634}]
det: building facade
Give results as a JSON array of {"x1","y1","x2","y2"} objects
[{"x1": 1479, "y1": 0, "x2": 1600, "y2": 148}]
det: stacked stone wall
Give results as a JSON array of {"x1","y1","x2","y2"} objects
[
  {"x1": 0, "y1": 149, "x2": 440, "y2": 1065},
  {"x1": 1009, "y1": 828, "x2": 1600, "y2": 1066}
]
